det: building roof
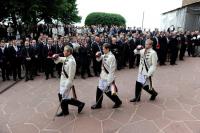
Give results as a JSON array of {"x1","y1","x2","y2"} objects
[{"x1": 162, "y1": 1, "x2": 200, "y2": 15}]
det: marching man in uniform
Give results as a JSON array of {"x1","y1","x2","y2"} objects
[
  {"x1": 53, "y1": 45, "x2": 85, "y2": 117},
  {"x1": 91, "y1": 43, "x2": 122, "y2": 109},
  {"x1": 130, "y1": 39, "x2": 158, "y2": 102}
]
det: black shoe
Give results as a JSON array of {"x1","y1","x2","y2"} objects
[
  {"x1": 29, "y1": 77, "x2": 34, "y2": 80},
  {"x1": 88, "y1": 74, "x2": 93, "y2": 77},
  {"x1": 7, "y1": 77, "x2": 10, "y2": 81},
  {"x1": 91, "y1": 87, "x2": 103, "y2": 109},
  {"x1": 51, "y1": 75, "x2": 56, "y2": 78},
  {"x1": 91, "y1": 104, "x2": 102, "y2": 109},
  {"x1": 150, "y1": 91, "x2": 158, "y2": 101},
  {"x1": 25, "y1": 78, "x2": 29, "y2": 82},
  {"x1": 95, "y1": 73, "x2": 99, "y2": 77},
  {"x1": 78, "y1": 103, "x2": 85, "y2": 113},
  {"x1": 170, "y1": 63, "x2": 177, "y2": 65},
  {"x1": 81, "y1": 76, "x2": 86, "y2": 79},
  {"x1": 19, "y1": 77, "x2": 23, "y2": 79},
  {"x1": 13, "y1": 78, "x2": 17, "y2": 81},
  {"x1": 35, "y1": 74, "x2": 40, "y2": 76},
  {"x1": 56, "y1": 111, "x2": 69, "y2": 117},
  {"x1": 113, "y1": 101, "x2": 122, "y2": 108},
  {"x1": 130, "y1": 81, "x2": 142, "y2": 103},
  {"x1": 130, "y1": 98, "x2": 140, "y2": 102},
  {"x1": 2, "y1": 78, "x2": 6, "y2": 81},
  {"x1": 160, "y1": 63, "x2": 166, "y2": 66},
  {"x1": 46, "y1": 77, "x2": 49, "y2": 80}
]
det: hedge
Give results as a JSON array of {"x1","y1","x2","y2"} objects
[{"x1": 85, "y1": 12, "x2": 126, "y2": 26}]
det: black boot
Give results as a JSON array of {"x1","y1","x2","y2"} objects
[
  {"x1": 130, "y1": 81, "x2": 142, "y2": 102},
  {"x1": 105, "y1": 91, "x2": 122, "y2": 108},
  {"x1": 143, "y1": 86, "x2": 158, "y2": 101},
  {"x1": 68, "y1": 98, "x2": 85, "y2": 113},
  {"x1": 56, "y1": 94, "x2": 69, "y2": 117},
  {"x1": 58, "y1": 93, "x2": 62, "y2": 102},
  {"x1": 91, "y1": 87, "x2": 103, "y2": 109}
]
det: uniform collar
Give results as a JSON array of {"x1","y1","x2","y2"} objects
[
  {"x1": 145, "y1": 48, "x2": 152, "y2": 52},
  {"x1": 105, "y1": 51, "x2": 111, "y2": 56},
  {"x1": 66, "y1": 54, "x2": 73, "y2": 60}
]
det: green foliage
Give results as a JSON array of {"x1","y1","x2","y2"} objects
[
  {"x1": 85, "y1": 12, "x2": 126, "y2": 26},
  {"x1": 0, "y1": 0, "x2": 81, "y2": 33}
]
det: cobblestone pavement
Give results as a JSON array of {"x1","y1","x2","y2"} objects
[{"x1": 1, "y1": 57, "x2": 200, "y2": 133}]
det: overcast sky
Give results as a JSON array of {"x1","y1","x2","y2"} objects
[{"x1": 76, "y1": 0, "x2": 182, "y2": 29}]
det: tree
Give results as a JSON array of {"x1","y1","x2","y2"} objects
[
  {"x1": 0, "y1": 0, "x2": 81, "y2": 36},
  {"x1": 85, "y1": 12, "x2": 126, "y2": 26}
]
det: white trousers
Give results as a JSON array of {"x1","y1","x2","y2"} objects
[
  {"x1": 98, "y1": 79, "x2": 110, "y2": 92},
  {"x1": 137, "y1": 73, "x2": 149, "y2": 86}
]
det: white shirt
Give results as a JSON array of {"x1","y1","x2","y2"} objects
[{"x1": 13, "y1": 45, "x2": 18, "y2": 52}]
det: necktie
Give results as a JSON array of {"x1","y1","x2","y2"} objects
[
  {"x1": 97, "y1": 44, "x2": 102, "y2": 54},
  {"x1": 26, "y1": 48, "x2": 29, "y2": 57}
]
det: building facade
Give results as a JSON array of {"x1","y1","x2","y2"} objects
[
  {"x1": 161, "y1": 1, "x2": 200, "y2": 31},
  {"x1": 183, "y1": 0, "x2": 200, "y2": 6}
]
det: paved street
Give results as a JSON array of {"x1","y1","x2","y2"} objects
[{"x1": 1, "y1": 57, "x2": 200, "y2": 133}]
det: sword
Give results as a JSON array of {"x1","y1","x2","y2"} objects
[
  {"x1": 53, "y1": 85, "x2": 77, "y2": 121},
  {"x1": 53, "y1": 99, "x2": 62, "y2": 121},
  {"x1": 149, "y1": 76, "x2": 153, "y2": 91},
  {"x1": 71, "y1": 85, "x2": 77, "y2": 99},
  {"x1": 94, "y1": 86, "x2": 110, "y2": 108},
  {"x1": 134, "y1": 77, "x2": 148, "y2": 105}
]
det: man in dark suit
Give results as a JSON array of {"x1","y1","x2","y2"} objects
[
  {"x1": 0, "y1": 40, "x2": 6, "y2": 81},
  {"x1": 158, "y1": 33, "x2": 168, "y2": 65},
  {"x1": 128, "y1": 35, "x2": 137, "y2": 68},
  {"x1": 37, "y1": 37, "x2": 45, "y2": 73},
  {"x1": 22, "y1": 41, "x2": 34, "y2": 81},
  {"x1": 53, "y1": 39, "x2": 64, "y2": 78},
  {"x1": 79, "y1": 38, "x2": 93, "y2": 79},
  {"x1": 43, "y1": 37, "x2": 56, "y2": 80},
  {"x1": 3, "y1": 42, "x2": 11, "y2": 80},
  {"x1": 169, "y1": 32, "x2": 179, "y2": 65},
  {"x1": 179, "y1": 33, "x2": 187, "y2": 60},
  {"x1": 31, "y1": 39, "x2": 40, "y2": 76},
  {"x1": 110, "y1": 37, "x2": 123, "y2": 70},
  {"x1": 92, "y1": 36, "x2": 102, "y2": 76},
  {"x1": 8, "y1": 40, "x2": 23, "y2": 81},
  {"x1": 186, "y1": 31, "x2": 192, "y2": 57}
]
